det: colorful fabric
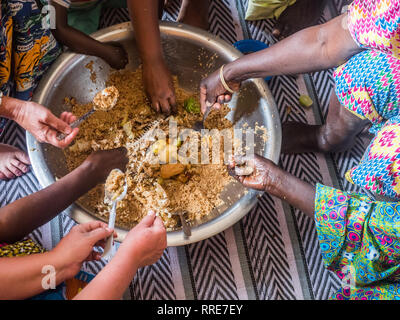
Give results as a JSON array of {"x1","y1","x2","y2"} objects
[
  {"x1": 345, "y1": 117, "x2": 400, "y2": 200},
  {"x1": 245, "y1": 0, "x2": 297, "y2": 21},
  {"x1": 315, "y1": 183, "x2": 400, "y2": 300},
  {"x1": 333, "y1": 0, "x2": 400, "y2": 199},
  {"x1": 0, "y1": 239, "x2": 45, "y2": 257},
  {"x1": 347, "y1": 0, "x2": 400, "y2": 59},
  {"x1": 335, "y1": 50, "x2": 400, "y2": 199},
  {"x1": 0, "y1": 0, "x2": 62, "y2": 101},
  {"x1": 334, "y1": 50, "x2": 400, "y2": 135},
  {"x1": 0, "y1": 237, "x2": 94, "y2": 300}
]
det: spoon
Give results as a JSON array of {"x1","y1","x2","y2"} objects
[
  {"x1": 102, "y1": 169, "x2": 128, "y2": 260},
  {"x1": 172, "y1": 210, "x2": 191, "y2": 237},
  {"x1": 193, "y1": 101, "x2": 213, "y2": 132},
  {"x1": 57, "y1": 86, "x2": 119, "y2": 141}
]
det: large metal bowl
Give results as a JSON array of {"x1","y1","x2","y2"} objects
[{"x1": 27, "y1": 22, "x2": 281, "y2": 246}]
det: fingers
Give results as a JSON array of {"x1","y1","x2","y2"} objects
[
  {"x1": 40, "y1": 111, "x2": 79, "y2": 148},
  {"x1": 153, "y1": 216, "x2": 166, "y2": 230},
  {"x1": 46, "y1": 127, "x2": 79, "y2": 149},
  {"x1": 80, "y1": 220, "x2": 109, "y2": 232},
  {"x1": 87, "y1": 227, "x2": 114, "y2": 245},
  {"x1": 168, "y1": 96, "x2": 177, "y2": 114},
  {"x1": 159, "y1": 99, "x2": 171, "y2": 115},
  {"x1": 217, "y1": 94, "x2": 231, "y2": 105},
  {"x1": 151, "y1": 100, "x2": 161, "y2": 113},
  {"x1": 44, "y1": 112, "x2": 72, "y2": 135},
  {"x1": 200, "y1": 85, "x2": 208, "y2": 114},
  {"x1": 140, "y1": 210, "x2": 157, "y2": 227},
  {"x1": 152, "y1": 96, "x2": 176, "y2": 115},
  {"x1": 60, "y1": 112, "x2": 77, "y2": 125},
  {"x1": 86, "y1": 250, "x2": 102, "y2": 261}
]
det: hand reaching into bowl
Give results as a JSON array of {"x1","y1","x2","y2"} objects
[
  {"x1": 142, "y1": 59, "x2": 177, "y2": 115},
  {"x1": 200, "y1": 64, "x2": 241, "y2": 114},
  {"x1": 227, "y1": 154, "x2": 316, "y2": 217},
  {"x1": 4, "y1": 97, "x2": 79, "y2": 148},
  {"x1": 100, "y1": 42, "x2": 129, "y2": 70}
]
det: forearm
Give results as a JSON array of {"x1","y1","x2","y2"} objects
[
  {"x1": 224, "y1": 15, "x2": 361, "y2": 83},
  {"x1": 0, "y1": 162, "x2": 100, "y2": 243},
  {"x1": 0, "y1": 251, "x2": 69, "y2": 300},
  {"x1": 51, "y1": 2, "x2": 109, "y2": 57},
  {"x1": 53, "y1": 26, "x2": 108, "y2": 56},
  {"x1": 266, "y1": 166, "x2": 316, "y2": 218},
  {"x1": 127, "y1": 0, "x2": 164, "y2": 64},
  {"x1": 74, "y1": 245, "x2": 138, "y2": 300},
  {"x1": 0, "y1": 96, "x2": 24, "y2": 121}
]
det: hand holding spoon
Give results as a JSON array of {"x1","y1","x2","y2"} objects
[
  {"x1": 102, "y1": 168, "x2": 127, "y2": 261},
  {"x1": 57, "y1": 86, "x2": 119, "y2": 141}
]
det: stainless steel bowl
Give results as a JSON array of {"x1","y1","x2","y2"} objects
[{"x1": 27, "y1": 22, "x2": 281, "y2": 246}]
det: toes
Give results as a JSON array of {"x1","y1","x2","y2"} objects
[
  {"x1": 11, "y1": 159, "x2": 29, "y2": 174},
  {"x1": 1, "y1": 168, "x2": 15, "y2": 180},
  {"x1": 14, "y1": 151, "x2": 31, "y2": 165},
  {"x1": 9, "y1": 164, "x2": 23, "y2": 177}
]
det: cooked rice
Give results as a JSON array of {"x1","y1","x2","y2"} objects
[{"x1": 63, "y1": 67, "x2": 234, "y2": 230}]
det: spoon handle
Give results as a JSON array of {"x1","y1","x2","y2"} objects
[
  {"x1": 57, "y1": 108, "x2": 95, "y2": 141},
  {"x1": 102, "y1": 201, "x2": 117, "y2": 260},
  {"x1": 179, "y1": 213, "x2": 191, "y2": 237},
  {"x1": 202, "y1": 104, "x2": 212, "y2": 125}
]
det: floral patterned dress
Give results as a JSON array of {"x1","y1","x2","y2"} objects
[
  {"x1": 334, "y1": 0, "x2": 400, "y2": 200},
  {"x1": 315, "y1": 184, "x2": 400, "y2": 300},
  {"x1": 0, "y1": 0, "x2": 61, "y2": 101}
]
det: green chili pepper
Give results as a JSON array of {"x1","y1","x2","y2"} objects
[{"x1": 184, "y1": 97, "x2": 201, "y2": 114}]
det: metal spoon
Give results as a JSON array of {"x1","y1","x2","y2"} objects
[
  {"x1": 172, "y1": 210, "x2": 191, "y2": 237},
  {"x1": 193, "y1": 102, "x2": 213, "y2": 132},
  {"x1": 57, "y1": 86, "x2": 119, "y2": 141},
  {"x1": 102, "y1": 169, "x2": 128, "y2": 260}
]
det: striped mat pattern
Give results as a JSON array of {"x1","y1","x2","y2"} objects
[{"x1": 0, "y1": 0, "x2": 370, "y2": 300}]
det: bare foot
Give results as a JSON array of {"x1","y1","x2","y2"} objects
[
  {"x1": 282, "y1": 122, "x2": 323, "y2": 154},
  {"x1": 177, "y1": 0, "x2": 210, "y2": 30},
  {"x1": 272, "y1": 0, "x2": 327, "y2": 39},
  {"x1": 0, "y1": 144, "x2": 31, "y2": 180}
]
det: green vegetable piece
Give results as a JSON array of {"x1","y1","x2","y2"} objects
[
  {"x1": 299, "y1": 95, "x2": 313, "y2": 108},
  {"x1": 184, "y1": 97, "x2": 201, "y2": 114}
]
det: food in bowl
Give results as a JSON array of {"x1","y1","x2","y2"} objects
[{"x1": 105, "y1": 169, "x2": 126, "y2": 202}]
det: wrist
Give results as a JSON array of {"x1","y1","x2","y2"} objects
[
  {"x1": 141, "y1": 54, "x2": 165, "y2": 68},
  {"x1": 114, "y1": 240, "x2": 141, "y2": 270},
  {"x1": 80, "y1": 159, "x2": 105, "y2": 185},
  {"x1": 223, "y1": 62, "x2": 241, "y2": 85},
  {"x1": 0, "y1": 96, "x2": 25, "y2": 121},
  {"x1": 263, "y1": 162, "x2": 283, "y2": 195},
  {"x1": 46, "y1": 250, "x2": 74, "y2": 283}
]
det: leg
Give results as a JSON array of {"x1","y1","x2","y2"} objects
[
  {"x1": 282, "y1": 89, "x2": 369, "y2": 154},
  {"x1": 177, "y1": 0, "x2": 210, "y2": 30},
  {"x1": 272, "y1": 0, "x2": 327, "y2": 39}
]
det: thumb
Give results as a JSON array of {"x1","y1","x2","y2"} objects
[
  {"x1": 87, "y1": 227, "x2": 113, "y2": 245},
  {"x1": 139, "y1": 210, "x2": 157, "y2": 227},
  {"x1": 200, "y1": 85, "x2": 208, "y2": 114},
  {"x1": 44, "y1": 112, "x2": 72, "y2": 135}
]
